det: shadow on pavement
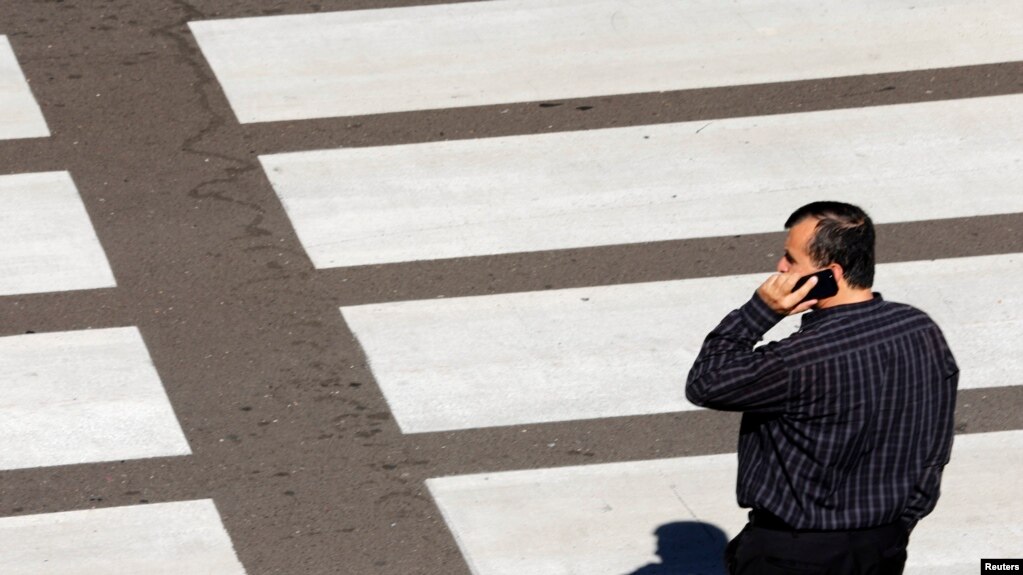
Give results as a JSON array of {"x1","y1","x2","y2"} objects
[{"x1": 625, "y1": 520, "x2": 729, "y2": 575}]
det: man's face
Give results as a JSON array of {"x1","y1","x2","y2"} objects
[{"x1": 776, "y1": 217, "x2": 820, "y2": 276}]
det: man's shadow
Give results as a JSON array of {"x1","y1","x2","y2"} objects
[{"x1": 625, "y1": 521, "x2": 729, "y2": 575}]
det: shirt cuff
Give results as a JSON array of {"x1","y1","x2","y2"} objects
[{"x1": 740, "y1": 292, "x2": 787, "y2": 335}]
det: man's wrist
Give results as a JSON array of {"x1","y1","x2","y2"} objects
[{"x1": 742, "y1": 292, "x2": 787, "y2": 334}]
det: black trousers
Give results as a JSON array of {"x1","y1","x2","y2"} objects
[{"x1": 725, "y1": 513, "x2": 909, "y2": 575}]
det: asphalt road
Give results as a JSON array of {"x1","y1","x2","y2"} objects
[{"x1": 1, "y1": 1, "x2": 1022, "y2": 574}]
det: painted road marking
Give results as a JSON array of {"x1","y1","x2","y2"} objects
[
  {"x1": 0, "y1": 36, "x2": 48, "y2": 140},
  {"x1": 0, "y1": 500, "x2": 247, "y2": 575},
  {"x1": 0, "y1": 327, "x2": 191, "y2": 471},
  {"x1": 0, "y1": 171, "x2": 116, "y2": 296},
  {"x1": 190, "y1": 0, "x2": 1023, "y2": 122},
  {"x1": 343, "y1": 253, "x2": 1021, "y2": 433},
  {"x1": 427, "y1": 430, "x2": 1023, "y2": 575},
  {"x1": 262, "y1": 94, "x2": 1023, "y2": 268}
]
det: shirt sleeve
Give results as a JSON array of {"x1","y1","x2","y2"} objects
[{"x1": 685, "y1": 293, "x2": 792, "y2": 413}]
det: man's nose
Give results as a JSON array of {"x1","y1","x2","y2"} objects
[{"x1": 777, "y1": 257, "x2": 789, "y2": 273}]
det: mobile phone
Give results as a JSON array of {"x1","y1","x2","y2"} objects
[{"x1": 792, "y1": 269, "x2": 839, "y2": 303}]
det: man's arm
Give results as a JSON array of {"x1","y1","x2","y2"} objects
[
  {"x1": 686, "y1": 273, "x2": 818, "y2": 412},
  {"x1": 685, "y1": 293, "x2": 790, "y2": 412},
  {"x1": 899, "y1": 345, "x2": 959, "y2": 531}
]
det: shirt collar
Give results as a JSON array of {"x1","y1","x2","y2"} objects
[{"x1": 800, "y1": 292, "x2": 885, "y2": 327}]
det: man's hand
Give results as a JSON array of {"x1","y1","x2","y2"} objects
[{"x1": 757, "y1": 272, "x2": 818, "y2": 316}]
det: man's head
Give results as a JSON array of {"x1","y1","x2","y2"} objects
[{"x1": 777, "y1": 201, "x2": 875, "y2": 292}]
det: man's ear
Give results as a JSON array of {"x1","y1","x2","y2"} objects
[{"x1": 828, "y1": 263, "x2": 845, "y2": 286}]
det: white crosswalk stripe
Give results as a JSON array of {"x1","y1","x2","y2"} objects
[
  {"x1": 427, "y1": 430, "x2": 1023, "y2": 575},
  {"x1": 262, "y1": 94, "x2": 1023, "y2": 268},
  {"x1": 0, "y1": 35, "x2": 48, "y2": 140},
  {"x1": 0, "y1": 500, "x2": 247, "y2": 575},
  {"x1": 0, "y1": 327, "x2": 192, "y2": 471},
  {"x1": 190, "y1": 0, "x2": 1023, "y2": 122},
  {"x1": 0, "y1": 171, "x2": 116, "y2": 296},
  {"x1": 343, "y1": 253, "x2": 1021, "y2": 433}
]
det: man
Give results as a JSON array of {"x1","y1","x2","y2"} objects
[{"x1": 686, "y1": 201, "x2": 958, "y2": 574}]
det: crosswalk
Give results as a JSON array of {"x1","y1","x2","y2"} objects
[
  {"x1": 0, "y1": 171, "x2": 116, "y2": 296},
  {"x1": 3, "y1": 1, "x2": 1023, "y2": 574},
  {"x1": 0, "y1": 327, "x2": 191, "y2": 471},
  {"x1": 428, "y1": 430, "x2": 1023, "y2": 575},
  {"x1": 260, "y1": 94, "x2": 1023, "y2": 267},
  {"x1": 0, "y1": 36, "x2": 48, "y2": 140},
  {"x1": 0, "y1": 500, "x2": 247, "y2": 575},
  {"x1": 188, "y1": 0, "x2": 1023, "y2": 121},
  {"x1": 342, "y1": 253, "x2": 1021, "y2": 434},
  {"x1": 0, "y1": 35, "x2": 246, "y2": 574}
]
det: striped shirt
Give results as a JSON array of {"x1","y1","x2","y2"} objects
[{"x1": 686, "y1": 293, "x2": 958, "y2": 531}]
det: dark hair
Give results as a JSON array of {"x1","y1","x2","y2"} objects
[{"x1": 784, "y1": 201, "x2": 875, "y2": 289}]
